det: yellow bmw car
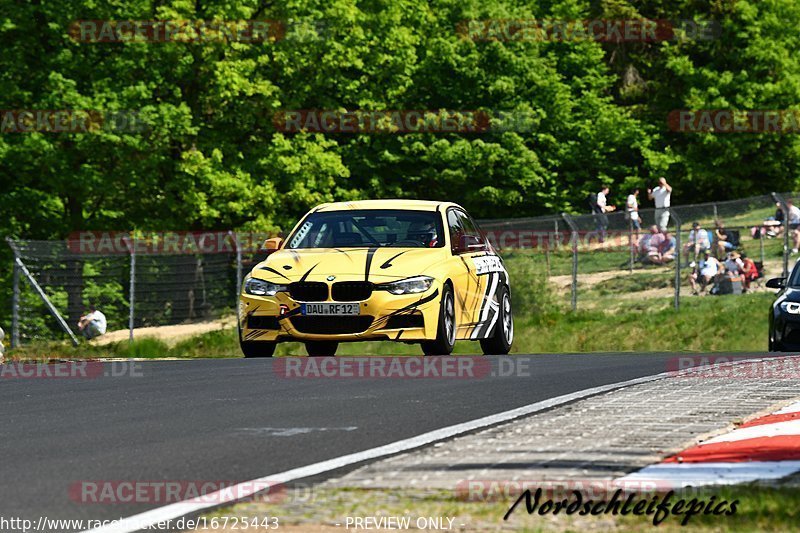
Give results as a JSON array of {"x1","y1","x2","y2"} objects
[{"x1": 238, "y1": 200, "x2": 513, "y2": 357}]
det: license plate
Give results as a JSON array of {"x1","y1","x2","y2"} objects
[{"x1": 301, "y1": 303, "x2": 360, "y2": 316}]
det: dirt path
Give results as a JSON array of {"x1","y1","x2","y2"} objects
[{"x1": 92, "y1": 315, "x2": 236, "y2": 347}]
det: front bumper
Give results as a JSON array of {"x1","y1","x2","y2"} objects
[
  {"x1": 239, "y1": 283, "x2": 441, "y2": 343},
  {"x1": 774, "y1": 311, "x2": 800, "y2": 349}
]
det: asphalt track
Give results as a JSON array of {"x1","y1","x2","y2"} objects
[{"x1": 0, "y1": 353, "x2": 777, "y2": 531}]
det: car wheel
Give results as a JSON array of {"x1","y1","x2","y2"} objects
[
  {"x1": 305, "y1": 341, "x2": 338, "y2": 357},
  {"x1": 480, "y1": 285, "x2": 513, "y2": 355},
  {"x1": 239, "y1": 325, "x2": 276, "y2": 358},
  {"x1": 422, "y1": 284, "x2": 456, "y2": 356}
]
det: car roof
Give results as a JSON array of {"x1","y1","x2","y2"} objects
[{"x1": 313, "y1": 199, "x2": 463, "y2": 212}]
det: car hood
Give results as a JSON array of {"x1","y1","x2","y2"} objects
[{"x1": 251, "y1": 247, "x2": 448, "y2": 283}]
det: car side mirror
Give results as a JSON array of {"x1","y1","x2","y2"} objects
[
  {"x1": 766, "y1": 277, "x2": 786, "y2": 289},
  {"x1": 262, "y1": 237, "x2": 283, "y2": 255}
]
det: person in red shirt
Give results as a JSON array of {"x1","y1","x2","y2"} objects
[{"x1": 740, "y1": 252, "x2": 759, "y2": 292}]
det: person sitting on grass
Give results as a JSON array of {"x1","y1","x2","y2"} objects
[
  {"x1": 649, "y1": 231, "x2": 676, "y2": 265},
  {"x1": 684, "y1": 221, "x2": 710, "y2": 264},
  {"x1": 639, "y1": 225, "x2": 660, "y2": 262},
  {"x1": 689, "y1": 251, "x2": 720, "y2": 295},
  {"x1": 723, "y1": 251, "x2": 745, "y2": 284},
  {"x1": 77, "y1": 304, "x2": 107, "y2": 340}
]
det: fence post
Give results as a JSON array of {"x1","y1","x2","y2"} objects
[
  {"x1": 669, "y1": 208, "x2": 682, "y2": 311},
  {"x1": 14, "y1": 256, "x2": 80, "y2": 346},
  {"x1": 772, "y1": 193, "x2": 790, "y2": 278},
  {"x1": 126, "y1": 235, "x2": 136, "y2": 343},
  {"x1": 8, "y1": 238, "x2": 21, "y2": 348},
  {"x1": 561, "y1": 213, "x2": 578, "y2": 311}
]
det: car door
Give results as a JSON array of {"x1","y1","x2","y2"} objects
[{"x1": 447, "y1": 208, "x2": 492, "y2": 338}]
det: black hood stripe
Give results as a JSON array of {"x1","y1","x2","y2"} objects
[
  {"x1": 380, "y1": 250, "x2": 408, "y2": 269},
  {"x1": 259, "y1": 266, "x2": 291, "y2": 281},
  {"x1": 364, "y1": 247, "x2": 379, "y2": 281},
  {"x1": 300, "y1": 263, "x2": 319, "y2": 282}
]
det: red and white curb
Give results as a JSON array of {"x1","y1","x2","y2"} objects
[{"x1": 617, "y1": 400, "x2": 800, "y2": 487}]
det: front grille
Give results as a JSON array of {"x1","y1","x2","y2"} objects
[
  {"x1": 383, "y1": 314, "x2": 424, "y2": 330},
  {"x1": 331, "y1": 281, "x2": 373, "y2": 301},
  {"x1": 290, "y1": 316, "x2": 373, "y2": 334},
  {"x1": 289, "y1": 282, "x2": 328, "y2": 301},
  {"x1": 247, "y1": 315, "x2": 280, "y2": 330}
]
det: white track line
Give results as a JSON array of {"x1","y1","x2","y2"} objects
[
  {"x1": 81, "y1": 357, "x2": 779, "y2": 533},
  {"x1": 617, "y1": 461, "x2": 800, "y2": 486}
]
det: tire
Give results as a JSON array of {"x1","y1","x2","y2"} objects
[
  {"x1": 768, "y1": 314, "x2": 784, "y2": 352},
  {"x1": 240, "y1": 340, "x2": 277, "y2": 358},
  {"x1": 421, "y1": 284, "x2": 456, "y2": 356},
  {"x1": 238, "y1": 324, "x2": 277, "y2": 358},
  {"x1": 480, "y1": 285, "x2": 513, "y2": 355},
  {"x1": 305, "y1": 341, "x2": 338, "y2": 357}
]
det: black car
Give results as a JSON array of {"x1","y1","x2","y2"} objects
[{"x1": 768, "y1": 263, "x2": 800, "y2": 351}]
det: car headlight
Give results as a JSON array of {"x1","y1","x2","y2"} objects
[
  {"x1": 781, "y1": 302, "x2": 800, "y2": 314},
  {"x1": 244, "y1": 278, "x2": 287, "y2": 296},
  {"x1": 377, "y1": 276, "x2": 434, "y2": 295}
]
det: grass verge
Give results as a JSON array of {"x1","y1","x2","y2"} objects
[{"x1": 195, "y1": 485, "x2": 800, "y2": 532}]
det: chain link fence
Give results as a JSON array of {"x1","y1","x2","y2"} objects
[
  {"x1": 5, "y1": 192, "x2": 797, "y2": 347},
  {"x1": 6, "y1": 234, "x2": 268, "y2": 348},
  {"x1": 480, "y1": 192, "x2": 795, "y2": 312}
]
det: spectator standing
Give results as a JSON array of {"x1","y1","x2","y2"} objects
[
  {"x1": 787, "y1": 199, "x2": 800, "y2": 253},
  {"x1": 648, "y1": 177, "x2": 672, "y2": 231},
  {"x1": 625, "y1": 188, "x2": 641, "y2": 239},
  {"x1": 77, "y1": 304, "x2": 107, "y2": 340},
  {"x1": 591, "y1": 186, "x2": 615, "y2": 243},
  {"x1": 684, "y1": 221, "x2": 710, "y2": 264}
]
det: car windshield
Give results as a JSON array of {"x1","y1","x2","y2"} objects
[
  {"x1": 789, "y1": 264, "x2": 800, "y2": 287},
  {"x1": 286, "y1": 209, "x2": 444, "y2": 249}
]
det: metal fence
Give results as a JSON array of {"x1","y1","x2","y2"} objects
[
  {"x1": 5, "y1": 192, "x2": 796, "y2": 347},
  {"x1": 6, "y1": 234, "x2": 266, "y2": 348}
]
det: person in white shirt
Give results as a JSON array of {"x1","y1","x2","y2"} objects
[
  {"x1": 683, "y1": 221, "x2": 710, "y2": 263},
  {"x1": 787, "y1": 199, "x2": 800, "y2": 253},
  {"x1": 593, "y1": 186, "x2": 613, "y2": 242},
  {"x1": 648, "y1": 177, "x2": 672, "y2": 231},
  {"x1": 78, "y1": 304, "x2": 107, "y2": 340},
  {"x1": 689, "y1": 251, "x2": 719, "y2": 295},
  {"x1": 625, "y1": 187, "x2": 641, "y2": 228}
]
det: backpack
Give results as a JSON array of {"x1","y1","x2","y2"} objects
[{"x1": 587, "y1": 192, "x2": 599, "y2": 212}]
